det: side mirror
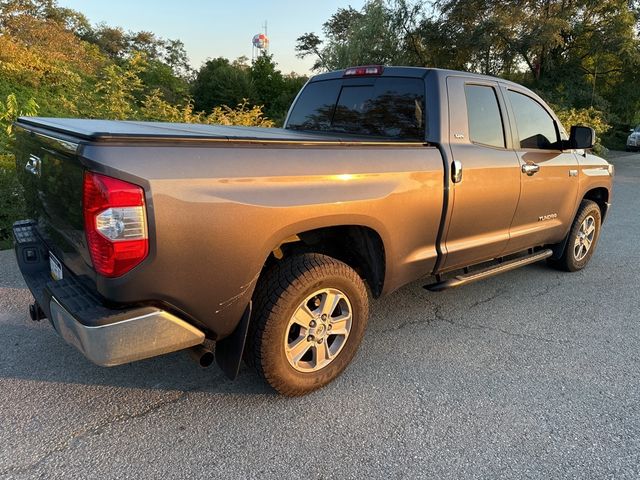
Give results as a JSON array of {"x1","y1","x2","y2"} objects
[{"x1": 568, "y1": 125, "x2": 594, "y2": 149}]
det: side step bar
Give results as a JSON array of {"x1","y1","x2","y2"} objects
[{"x1": 424, "y1": 249, "x2": 553, "y2": 292}]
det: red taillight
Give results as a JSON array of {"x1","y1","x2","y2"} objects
[
  {"x1": 83, "y1": 171, "x2": 148, "y2": 277},
  {"x1": 343, "y1": 65, "x2": 384, "y2": 77}
]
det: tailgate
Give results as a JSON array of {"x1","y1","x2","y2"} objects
[{"x1": 14, "y1": 127, "x2": 93, "y2": 278}]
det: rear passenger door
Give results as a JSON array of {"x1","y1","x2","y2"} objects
[
  {"x1": 502, "y1": 88, "x2": 579, "y2": 252},
  {"x1": 441, "y1": 77, "x2": 521, "y2": 271}
]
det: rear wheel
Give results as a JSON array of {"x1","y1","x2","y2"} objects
[
  {"x1": 548, "y1": 200, "x2": 602, "y2": 272},
  {"x1": 247, "y1": 253, "x2": 369, "y2": 396}
]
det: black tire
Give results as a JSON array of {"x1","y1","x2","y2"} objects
[
  {"x1": 246, "y1": 253, "x2": 369, "y2": 396},
  {"x1": 548, "y1": 199, "x2": 602, "y2": 272}
]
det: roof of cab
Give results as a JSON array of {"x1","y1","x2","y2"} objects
[{"x1": 309, "y1": 66, "x2": 524, "y2": 89}]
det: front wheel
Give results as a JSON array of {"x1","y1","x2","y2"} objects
[
  {"x1": 548, "y1": 199, "x2": 602, "y2": 272},
  {"x1": 247, "y1": 253, "x2": 369, "y2": 396}
]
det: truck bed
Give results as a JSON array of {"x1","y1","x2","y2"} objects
[{"x1": 16, "y1": 117, "x2": 413, "y2": 144}]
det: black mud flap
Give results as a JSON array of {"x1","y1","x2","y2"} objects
[
  {"x1": 550, "y1": 233, "x2": 570, "y2": 260},
  {"x1": 215, "y1": 302, "x2": 251, "y2": 380}
]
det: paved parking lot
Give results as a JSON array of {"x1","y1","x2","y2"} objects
[{"x1": 1, "y1": 153, "x2": 638, "y2": 479}]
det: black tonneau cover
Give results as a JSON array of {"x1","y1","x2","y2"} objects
[{"x1": 15, "y1": 117, "x2": 389, "y2": 143}]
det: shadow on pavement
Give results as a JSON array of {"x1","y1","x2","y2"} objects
[{"x1": 0, "y1": 319, "x2": 274, "y2": 395}]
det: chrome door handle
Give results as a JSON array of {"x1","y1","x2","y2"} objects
[
  {"x1": 522, "y1": 163, "x2": 540, "y2": 176},
  {"x1": 452, "y1": 160, "x2": 463, "y2": 183}
]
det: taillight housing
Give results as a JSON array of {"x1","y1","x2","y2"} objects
[{"x1": 83, "y1": 171, "x2": 148, "y2": 277}]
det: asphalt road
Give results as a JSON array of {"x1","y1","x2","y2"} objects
[{"x1": 1, "y1": 153, "x2": 639, "y2": 479}]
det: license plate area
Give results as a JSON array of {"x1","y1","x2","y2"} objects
[{"x1": 49, "y1": 252, "x2": 63, "y2": 281}]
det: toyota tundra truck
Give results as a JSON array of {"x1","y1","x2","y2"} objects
[{"x1": 12, "y1": 66, "x2": 613, "y2": 396}]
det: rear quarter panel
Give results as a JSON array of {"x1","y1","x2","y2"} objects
[{"x1": 80, "y1": 142, "x2": 444, "y2": 337}]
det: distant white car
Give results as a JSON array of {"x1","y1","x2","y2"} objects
[{"x1": 628, "y1": 125, "x2": 640, "y2": 151}]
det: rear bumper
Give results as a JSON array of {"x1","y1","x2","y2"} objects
[{"x1": 13, "y1": 220, "x2": 205, "y2": 366}]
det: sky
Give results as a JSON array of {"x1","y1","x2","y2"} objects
[{"x1": 57, "y1": 0, "x2": 366, "y2": 74}]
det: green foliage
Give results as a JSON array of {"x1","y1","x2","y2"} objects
[
  {"x1": 192, "y1": 57, "x2": 256, "y2": 113},
  {"x1": 191, "y1": 54, "x2": 307, "y2": 125},
  {"x1": 0, "y1": 94, "x2": 37, "y2": 247},
  {"x1": 0, "y1": 153, "x2": 24, "y2": 249},
  {"x1": 140, "y1": 91, "x2": 274, "y2": 127},
  {"x1": 94, "y1": 56, "x2": 144, "y2": 119},
  {"x1": 0, "y1": 93, "x2": 39, "y2": 143},
  {"x1": 296, "y1": 1, "x2": 424, "y2": 70},
  {"x1": 206, "y1": 101, "x2": 275, "y2": 128},
  {"x1": 555, "y1": 106, "x2": 611, "y2": 156},
  {"x1": 0, "y1": 0, "x2": 289, "y2": 248}
]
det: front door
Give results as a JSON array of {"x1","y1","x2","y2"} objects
[
  {"x1": 441, "y1": 77, "x2": 521, "y2": 271},
  {"x1": 502, "y1": 88, "x2": 579, "y2": 253}
]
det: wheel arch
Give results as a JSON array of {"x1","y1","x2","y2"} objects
[
  {"x1": 582, "y1": 186, "x2": 610, "y2": 221},
  {"x1": 263, "y1": 224, "x2": 387, "y2": 298},
  {"x1": 551, "y1": 187, "x2": 609, "y2": 260}
]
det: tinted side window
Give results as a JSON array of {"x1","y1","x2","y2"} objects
[
  {"x1": 286, "y1": 77, "x2": 425, "y2": 140},
  {"x1": 508, "y1": 91, "x2": 558, "y2": 149},
  {"x1": 464, "y1": 85, "x2": 505, "y2": 148}
]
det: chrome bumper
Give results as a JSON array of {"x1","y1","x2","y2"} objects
[
  {"x1": 49, "y1": 297, "x2": 205, "y2": 366},
  {"x1": 13, "y1": 220, "x2": 206, "y2": 367}
]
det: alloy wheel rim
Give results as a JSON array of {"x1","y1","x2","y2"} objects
[
  {"x1": 574, "y1": 215, "x2": 596, "y2": 261},
  {"x1": 284, "y1": 288, "x2": 352, "y2": 372}
]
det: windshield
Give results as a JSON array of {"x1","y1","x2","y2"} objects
[
  {"x1": 635, "y1": 126, "x2": 640, "y2": 133},
  {"x1": 286, "y1": 77, "x2": 426, "y2": 141}
]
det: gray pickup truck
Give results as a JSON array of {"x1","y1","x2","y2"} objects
[{"x1": 13, "y1": 66, "x2": 613, "y2": 395}]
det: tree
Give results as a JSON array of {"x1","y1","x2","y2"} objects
[
  {"x1": 250, "y1": 54, "x2": 285, "y2": 118},
  {"x1": 86, "y1": 25, "x2": 129, "y2": 58},
  {"x1": 94, "y1": 53, "x2": 144, "y2": 119},
  {"x1": 191, "y1": 57, "x2": 255, "y2": 113},
  {"x1": 138, "y1": 58, "x2": 189, "y2": 104},
  {"x1": 295, "y1": 0, "x2": 424, "y2": 71},
  {"x1": 163, "y1": 39, "x2": 191, "y2": 78}
]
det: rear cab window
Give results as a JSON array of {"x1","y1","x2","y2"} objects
[
  {"x1": 286, "y1": 77, "x2": 426, "y2": 141},
  {"x1": 464, "y1": 84, "x2": 505, "y2": 148}
]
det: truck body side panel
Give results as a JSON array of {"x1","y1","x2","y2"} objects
[{"x1": 79, "y1": 142, "x2": 444, "y2": 337}]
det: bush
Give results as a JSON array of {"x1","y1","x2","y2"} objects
[
  {"x1": 140, "y1": 91, "x2": 274, "y2": 127},
  {"x1": 0, "y1": 154, "x2": 24, "y2": 249},
  {"x1": 0, "y1": 94, "x2": 37, "y2": 248}
]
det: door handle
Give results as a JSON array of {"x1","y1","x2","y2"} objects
[
  {"x1": 452, "y1": 160, "x2": 463, "y2": 183},
  {"x1": 521, "y1": 163, "x2": 540, "y2": 176}
]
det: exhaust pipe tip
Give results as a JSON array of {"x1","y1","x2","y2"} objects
[
  {"x1": 188, "y1": 344, "x2": 214, "y2": 368},
  {"x1": 29, "y1": 302, "x2": 45, "y2": 321}
]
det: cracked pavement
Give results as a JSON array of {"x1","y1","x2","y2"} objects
[{"x1": 1, "y1": 153, "x2": 639, "y2": 479}]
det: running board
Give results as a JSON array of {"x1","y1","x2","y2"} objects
[{"x1": 424, "y1": 249, "x2": 553, "y2": 292}]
